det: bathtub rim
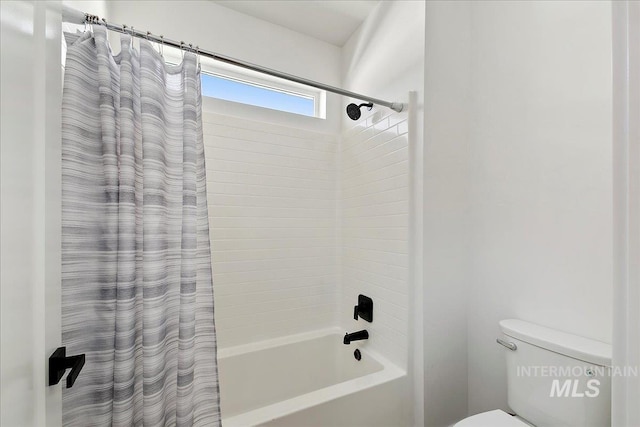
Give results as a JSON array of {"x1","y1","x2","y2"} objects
[
  {"x1": 218, "y1": 327, "x2": 406, "y2": 427},
  {"x1": 218, "y1": 327, "x2": 347, "y2": 359}
]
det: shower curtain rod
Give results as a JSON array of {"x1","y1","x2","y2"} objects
[{"x1": 62, "y1": 6, "x2": 405, "y2": 113}]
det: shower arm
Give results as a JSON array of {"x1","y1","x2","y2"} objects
[{"x1": 62, "y1": 6, "x2": 405, "y2": 113}]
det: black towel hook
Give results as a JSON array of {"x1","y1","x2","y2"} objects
[{"x1": 49, "y1": 347, "x2": 85, "y2": 388}]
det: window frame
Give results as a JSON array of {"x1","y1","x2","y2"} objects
[
  {"x1": 161, "y1": 48, "x2": 326, "y2": 119},
  {"x1": 200, "y1": 68, "x2": 321, "y2": 118}
]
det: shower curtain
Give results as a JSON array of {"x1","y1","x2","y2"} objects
[{"x1": 61, "y1": 27, "x2": 220, "y2": 426}]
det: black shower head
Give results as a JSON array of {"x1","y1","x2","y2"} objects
[{"x1": 346, "y1": 102, "x2": 373, "y2": 121}]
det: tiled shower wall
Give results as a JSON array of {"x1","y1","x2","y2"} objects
[
  {"x1": 204, "y1": 109, "x2": 410, "y2": 362},
  {"x1": 203, "y1": 112, "x2": 339, "y2": 348},
  {"x1": 340, "y1": 108, "x2": 410, "y2": 368}
]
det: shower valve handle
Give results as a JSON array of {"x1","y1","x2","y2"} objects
[{"x1": 353, "y1": 294, "x2": 373, "y2": 322}]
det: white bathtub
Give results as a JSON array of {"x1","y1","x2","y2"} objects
[{"x1": 218, "y1": 328, "x2": 408, "y2": 427}]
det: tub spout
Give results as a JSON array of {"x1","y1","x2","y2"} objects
[{"x1": 343, "y1": 330, "x2": 369, "y2": 345}]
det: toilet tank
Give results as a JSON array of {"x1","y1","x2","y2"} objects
[{"x1": 499, "y1": 319, "x2": 611, "y2": 427}]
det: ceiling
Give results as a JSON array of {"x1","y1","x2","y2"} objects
[{"x1": 212, "y1": 1, "x2": 379, "y2": 47}]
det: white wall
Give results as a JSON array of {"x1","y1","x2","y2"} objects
[
  {"x1": 105, "y1": 0, "x2": 342, "y2": 133},
  {"x1": 466, "y1": 0, "x2": 613, "y2": 415},
  {"x1": 340, "y1": 1, "x2": 425, "y2": 425},
  {"x1": 342, "y1": 1, "x2": 424, "y2": 104},
  {"x1": 1, "y1": 1, "x2": 63, "y2": 425},
  {"x1": 423, "y1": 1, "x2": 613, "y2": 422},
  {"x1": 203, "y1": 111, "x2": 338, "y2": 348},
  {"x1": 63, "y1": 0, "x2": 106, "y2": 17},
  {"x1": 422, "y1": 1, "x2": 472, "y2": 425}
]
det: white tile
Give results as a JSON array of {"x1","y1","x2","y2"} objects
[
  {"x1": 206, "y1": 107, "x2": 411, "y2": 369},
  {"x1": 340, "y1": 108, "x2": 410, "y2": 368},
  {"x1": 205, "y1": 112, "x2": 338, "y2": 348}
]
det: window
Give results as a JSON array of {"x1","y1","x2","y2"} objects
[
  {"x1": 201, "y1": 73, "x2": 316, "y2": 117},
  {"x1": 163, "y1": 47, "x2": 326, "y2": 118}
]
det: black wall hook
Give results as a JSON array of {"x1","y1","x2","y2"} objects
[{"x1": 49, "y1": 347, "x2": 85, "y2": 388}]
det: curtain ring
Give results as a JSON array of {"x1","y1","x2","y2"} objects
[
  {"x1": 180, "y1": 41, "x2": 185, "y2": 60},
  {"x1": 188, "y1": 43, "x2": 198, "y2": 70},
  {"x1": 130, "y1": 26, "x2": 134, "y2": 49},
  {"x1": 98, "y1": 17, "x2": 107, "y2": 38},
  {"x1": 121, "y1": 24, "x2": 128, "y2": 49},
  {"x1": 159, "y1": 35, "x2": 164, "y2": 57},
  {"x1": 196, "y1": 46, "x2": 201, "y2": 71}
]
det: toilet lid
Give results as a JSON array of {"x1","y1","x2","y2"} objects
[{"x1": 454, "y1": 410, "x2": 530, "y2": 427}]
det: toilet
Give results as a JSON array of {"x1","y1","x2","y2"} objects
[{"x1": 455, "y1": 319, "x2": 612, "y2": 427}]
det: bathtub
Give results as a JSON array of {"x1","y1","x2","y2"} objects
[{"x1": 218, "y1": 328, "x2": 408, "y2": 427}]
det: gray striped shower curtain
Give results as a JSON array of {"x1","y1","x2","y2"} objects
[{"x1": 61, "y1": 27, "x2": 220, "y2": 426}]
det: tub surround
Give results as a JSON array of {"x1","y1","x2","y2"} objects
[{"x1": 203, "y1": 111, "x2": 339, "y2": 348}]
